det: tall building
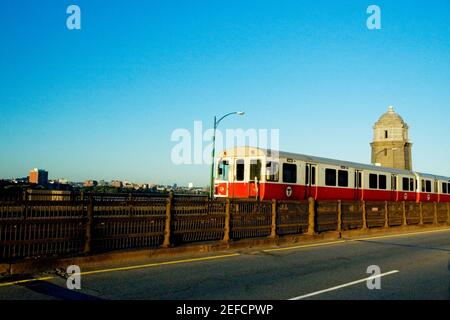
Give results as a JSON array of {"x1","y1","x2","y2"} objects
[
  {"x1": 29, "y1": 168, "x2": 48, "y2": 185},
  {"x1": 370, "y1": 106, "x2": 412, "y2": 170}
]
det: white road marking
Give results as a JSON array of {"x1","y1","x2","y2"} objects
[{"x1": 289, "y1": 270, "x2": 399, "y2": 300}]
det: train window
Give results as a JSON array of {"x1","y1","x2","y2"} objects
[
  {"x1": 250, "y1": 160, "x2": 261, "y2": 182},
  {"x1": 442, "y1": 183, "x2": 447, "y2": 194},
  {"x1": 236, "y1": 160, "x2": 245, "y2": 181},
  {"x1": 410, "y1": 178, "x2": 415, "y2": 192},
  {"x1": 266, "y1": 161, "x2": 279, "y2": 182},
  {"x1": 218, "y1": 160, "x2": 229, "y2": 180},
  {"x1": 402, "y1": 177, "x2": 409, "y2": 191},
  {"x1": 448, "y1": 183, "x2": 450, "y2": 194},
  {"x1": 369, "y1": 174, "x2": 378, "y2": 189},
  {"x1": 391, "y1": 176, "x2": 397, "y2": 190},
  {"x1": 311, "y1": 166, "x2": 316, "y2": 186},
  {"x1": 421, "y1": 180, "x2": 425, "y2": 192},
  {"x1": 338, "y1": 170, "x2": 348, "y2": 187},
  {"x1": 379, "y1": 175, "x2": 387, "y2": 190},
  {"x1": 325, "y1": 169, "x2": 337, "y2": 186},
  {"x1": 282, "y1": 163, "x2": 297, "y2": 183},
  {"x1": 425, "y1": 180, "x2": 432, "y2": 193},
  {"x1": 305, "y1": 166, "x2": 309, "y2": 185}
]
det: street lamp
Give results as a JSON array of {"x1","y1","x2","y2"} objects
[{"x1": 209, "y1": 111, "x2": 245, "y2": 198}]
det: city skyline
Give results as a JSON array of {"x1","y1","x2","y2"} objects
[{"x1": 1, "y1": 0, "x2": 449, "y2": 185}]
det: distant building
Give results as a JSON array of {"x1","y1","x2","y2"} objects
[
  {"x1": 123, "y1": 181, "x2": 134, "y2": 189},
  {"x1": 98, "y1": 180, "x2": 110, "y2": 187},
  {"x1": 188, "y1": 183, "x2": 194, "y2": 189},
  {"x1": 111, "y1": 180, "x2": 123, "y2": 188},
  {"x1": 83, "y1": 180, "x2": 98, "y2": 187},
  {"x1": 13, "y1": 177, "x2": 29, "y2": 184},
  {"x1": 29, "y1": 168, "x2": 48, "y2": 185},
  {"x1": 371, "y1": 106, "x2": 412, "y2": 170}
]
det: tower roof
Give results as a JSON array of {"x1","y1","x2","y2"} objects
[{"x1": 374, "y1": 106, "x2": 408, "y2": 128}]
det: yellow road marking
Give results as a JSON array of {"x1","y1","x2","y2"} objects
[
  {"x1": 0, "y1": 276, "x2": 55, "y2": 288},
  {"x1": 349, "y1": 228, "x2": 450, "y2": 242},
  {"x1": 263, "y1": 240, "x2": 347, "y2": 252},
  {"x1": 0, "y1": 253, "x2": 240, "y2": 288},
  {"x1": 80, "y1": 253, "x2": 240, "y2": 276},
  {"x1": 264, "y1": 228, "x2": 450, "y2": 252}
]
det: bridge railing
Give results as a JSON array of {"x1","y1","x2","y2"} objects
[{"x1": 0, "y1": 195, "x2": 449, "y2": 262}]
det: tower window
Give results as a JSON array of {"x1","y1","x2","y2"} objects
[
  {"x1": 384, "y1": 130, "x2": 388, "y2": 139},
  {"x1": 384, "y1": 148, "x2": 387, "y2": 156}
]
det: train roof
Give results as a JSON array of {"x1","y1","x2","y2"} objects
[
  {"x1": 219, "y1": 146, "x2": 450, "y2": 180},
  {"x1": 275, "y1": 150, "x2": 413, "y2": 175},
  {"x1": 415, "y1": 172, "x2": 450, "y2": 181}
]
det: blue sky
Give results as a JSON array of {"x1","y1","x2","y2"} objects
[{"x1": 0, "y1": 0, "x2": 449, "y2": 186}]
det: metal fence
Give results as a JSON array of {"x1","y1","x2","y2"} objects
[{"x1": 0, "y1": 192, "x2": 449, "y2": 262}]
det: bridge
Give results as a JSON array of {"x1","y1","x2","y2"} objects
[{"x1": 0, "y1": 191, "x2": 449, "y2": 300}]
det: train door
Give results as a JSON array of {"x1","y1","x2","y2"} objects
[
  {"x1": 249, "y1": 159, "x2": 261, "y2": 199},
  {"x1": 354, "y1": 170, "x2": 363, "y2": 200},
  {"x1": 305, "y1": 163, "x2": 317, "y2": 199},
  {"x1": 391, "y1": 174, "x2": 397, "y2": 201},
  {"x1": 234, "y1": 158, "x2": 247, "y2": 198},
  {"x1": 216, "y1": 159, "x2": 230, "y2": 197}
]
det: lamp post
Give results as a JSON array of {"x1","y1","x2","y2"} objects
[{"x1": 209, "y1": 111, "x2": 245, "y2": 198}]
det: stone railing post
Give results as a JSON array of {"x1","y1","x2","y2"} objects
[
  {"x1": 223, "y1": 199, "x2": 231, "y2": 242},
  {"x1": 307, "y1": 197, "x2": 315, "y2": 235},
  {"x1": 447, "y1": 203, "x2": 450, "y2": 225},
  {"x1": 402, "y1": 201, "x2": 407, "y2": 226},
  {"x1": 419, "y1": 202, "x2": 424, "y2": 225},
  {"x1": 270, "y1": 199, "x2": 277, "y2": 239},
  {"x1": 83, "y1": 196, "x2": 94, "y2": 254},
  {"x1": 433, "y1": 202, "x2": 438, "y2": 225},
  {"x1": 162, "y1": 192, "x2": 173, "y2": 247},
  {"x1": 384, "y1": 201, "x2": 389, "y2": 228},
  {"x1": 361, "y1": 201, "x2": 367, "y2": 230},
  {"x1": 337, "y1": 200, "x2": 342, "y2": 233}
]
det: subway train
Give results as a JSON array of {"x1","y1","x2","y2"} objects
[{"x1": 213, "y1": 147, "x2": 450, "y2": 202}]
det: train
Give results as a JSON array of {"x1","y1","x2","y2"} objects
[{"x1": 213, "y1": 146, "x2": 450, "y2": 203}]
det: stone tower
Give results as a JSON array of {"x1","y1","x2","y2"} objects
[{"x1": 370, "y1": 106, "x2": 412, "y2": 170}]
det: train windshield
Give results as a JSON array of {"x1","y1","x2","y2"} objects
[{"x1": 217, "y1": 160, "x2": 229, "y2": 180}]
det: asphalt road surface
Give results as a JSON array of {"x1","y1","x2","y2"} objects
[{"x1": 1, "y1": 229, "x2": 449, "y2": 300}]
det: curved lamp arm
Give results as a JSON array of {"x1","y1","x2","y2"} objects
[{"x1": 215, "y1": 111, "x2": 245, "y2": 128}]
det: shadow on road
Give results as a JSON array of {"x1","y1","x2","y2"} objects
[{"x1": 19, "y1": 280, "x2": 103, "y2": 300}]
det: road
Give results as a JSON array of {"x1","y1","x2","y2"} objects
[{"x1": 0, "y1": 229, "x2": 449, "y2": 300}]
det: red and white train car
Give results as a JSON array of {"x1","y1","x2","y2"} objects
[{"x1": 213, "y1": 147, "x2": 450, "y2": 203}]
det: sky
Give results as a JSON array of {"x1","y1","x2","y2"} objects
[{"x1": 0, "y1": 0, "x2": 449, "y2": 186}]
